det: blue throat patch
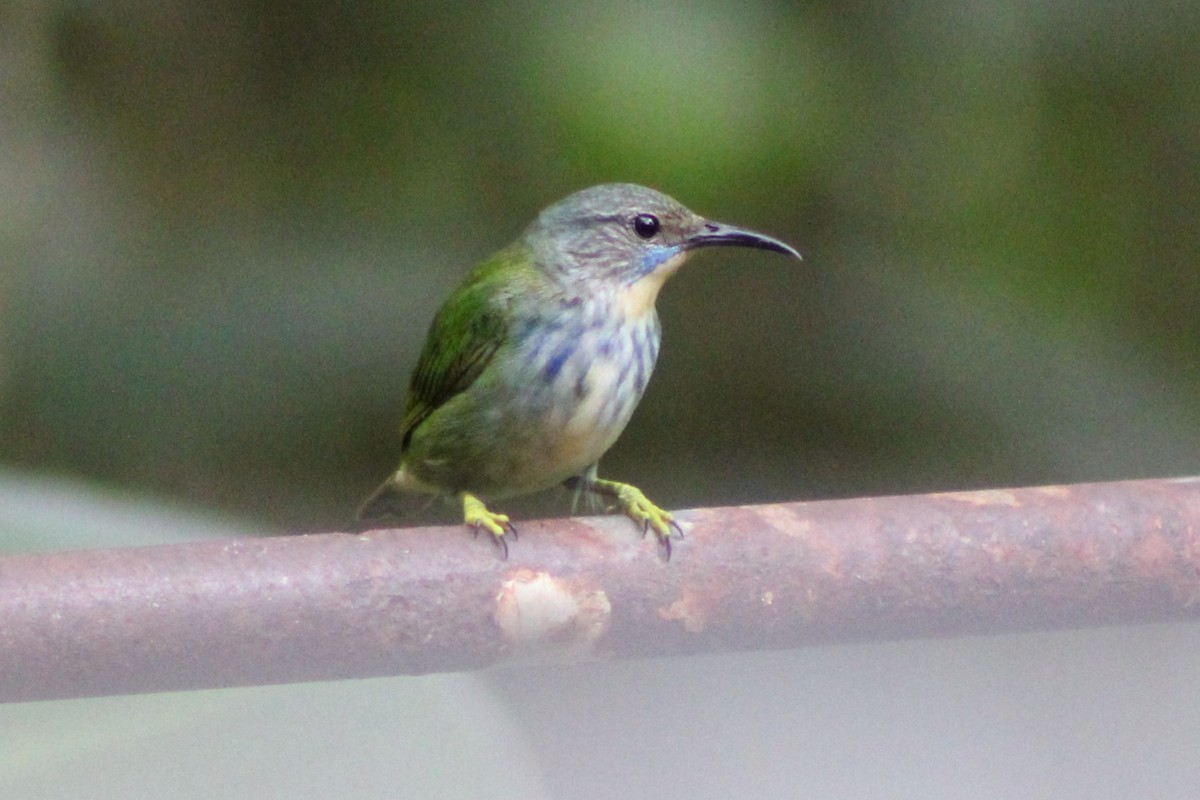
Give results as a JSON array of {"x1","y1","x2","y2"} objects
[{"x1": 636, "y1": 245, "x2": 683, "y2": 281}]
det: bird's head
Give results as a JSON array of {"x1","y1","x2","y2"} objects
[{"x1": 523, "y1": 183, "x2": 800, "y2": 313}]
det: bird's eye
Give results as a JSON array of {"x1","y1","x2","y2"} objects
[{"x1": 632, "y1": 214, "x2": 660, "y2": 239}]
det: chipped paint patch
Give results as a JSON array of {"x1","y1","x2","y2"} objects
[
  {"x1": 494, "y1": 570, "x2": 611, "y2": 661},
  {"x1": 937, "y1": 489, "x2": 1022, "y2": 506},
  {"x1": 757, "y1": 504, "x2": 812, "y2": 537}
]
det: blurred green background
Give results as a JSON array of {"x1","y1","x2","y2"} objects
[{"x1": 2, "y1": 0, "x2": 1198, "y2": 535}]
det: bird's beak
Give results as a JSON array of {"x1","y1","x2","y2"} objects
[{"x1": 685, "y1": 221, "x2": 802, "y2": 260}]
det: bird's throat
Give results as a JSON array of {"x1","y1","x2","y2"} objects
[{"x1": 618, "y1": 250, "x2": 688, "y2": 319}]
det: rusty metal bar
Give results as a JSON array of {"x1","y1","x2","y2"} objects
[{"x1": 3, "y1": 477, "x2": 1200, "y2": 703}]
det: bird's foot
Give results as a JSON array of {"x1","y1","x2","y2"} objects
[
  {"x1": 462, "y1": 492, "x2": 517, "y2": 559},
  {"x1": 586, "y1": 479, "x2": 683, "y2": 560}
]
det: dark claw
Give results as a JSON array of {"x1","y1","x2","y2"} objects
[
  {"x1": 469, "y1": 523, "x2": 511, "y2": 559},
  {"x1": 506, "y1": 521, "x2": 519, "y2": 542},
  {"x1": 669, "y1": 518, "x2": 684, "y2": 540},
  {"x1": 641, "y1": 519, "x2": 651, "y2": 539},
  {"x1": 662, "y1": 533, "x2": 672, "y2": 561}
]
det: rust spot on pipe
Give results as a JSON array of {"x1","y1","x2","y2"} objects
[{"x1": 658, "y1": 588, "x2": 711, "y2": 633}]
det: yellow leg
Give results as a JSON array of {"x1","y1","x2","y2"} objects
[
  {"x1": 462, "y1": 492, "x2": 516, "y2": 558},
  {"x1": 577, "y1": 478, "x2": 683, "y2": 559}
]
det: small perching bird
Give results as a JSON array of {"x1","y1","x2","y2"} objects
[{"x1": 359, "y1": 183, "x2": 801, "y2": 558}]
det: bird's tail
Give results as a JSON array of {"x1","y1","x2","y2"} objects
[{"x1": 356, "y1": 478, "x2": 409, "y2": 522}]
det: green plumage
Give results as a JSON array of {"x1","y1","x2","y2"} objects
[{"x1": 400, "y1": 245, "x2": 525, "y2": 451}]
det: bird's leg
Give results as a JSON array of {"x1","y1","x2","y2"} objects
[
  {"x1": 566, "y1": 463, "x2": 605, "y2": 515},
  {"x1": 564, "y1": 474, "x2": 683, "y2": 559},
  {"x1": 461, "y1": 492, "x2": 517, "y2": 559}
]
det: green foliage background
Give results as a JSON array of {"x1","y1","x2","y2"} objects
[{"x1": 3, "y1": 1, "x2": 1198, "y2": 535}]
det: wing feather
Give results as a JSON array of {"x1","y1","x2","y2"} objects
[{"x1": 399, "y1": 245, "x2": 530, "y2": 451}]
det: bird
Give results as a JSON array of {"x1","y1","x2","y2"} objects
[{"x1": 358, "y1": 183, "x2": 800, "y2": 558}]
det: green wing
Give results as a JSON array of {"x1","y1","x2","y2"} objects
[{"x1": 399, "y1": 245, "x2": 529, "y2": 450}]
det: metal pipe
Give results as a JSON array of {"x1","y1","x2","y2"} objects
[{"x1": 3, "y1": 477, "x2": 1200, "y2": 703}]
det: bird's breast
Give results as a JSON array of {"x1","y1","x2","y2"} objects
[{"x1": 514, "y1": 303, "x2": 662, "y2": 476}]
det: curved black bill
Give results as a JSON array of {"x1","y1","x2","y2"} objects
[{"x1": 686, "y1": 221, "x2": 802, "y2": 260}]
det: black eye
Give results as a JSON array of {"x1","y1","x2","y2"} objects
[{"x1": 632, "y1": 213, "x2": 660, "y2": 239}]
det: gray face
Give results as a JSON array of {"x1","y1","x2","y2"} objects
[{"x1": 524, "y1": 183, "x2": 800, "y2": 287}]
